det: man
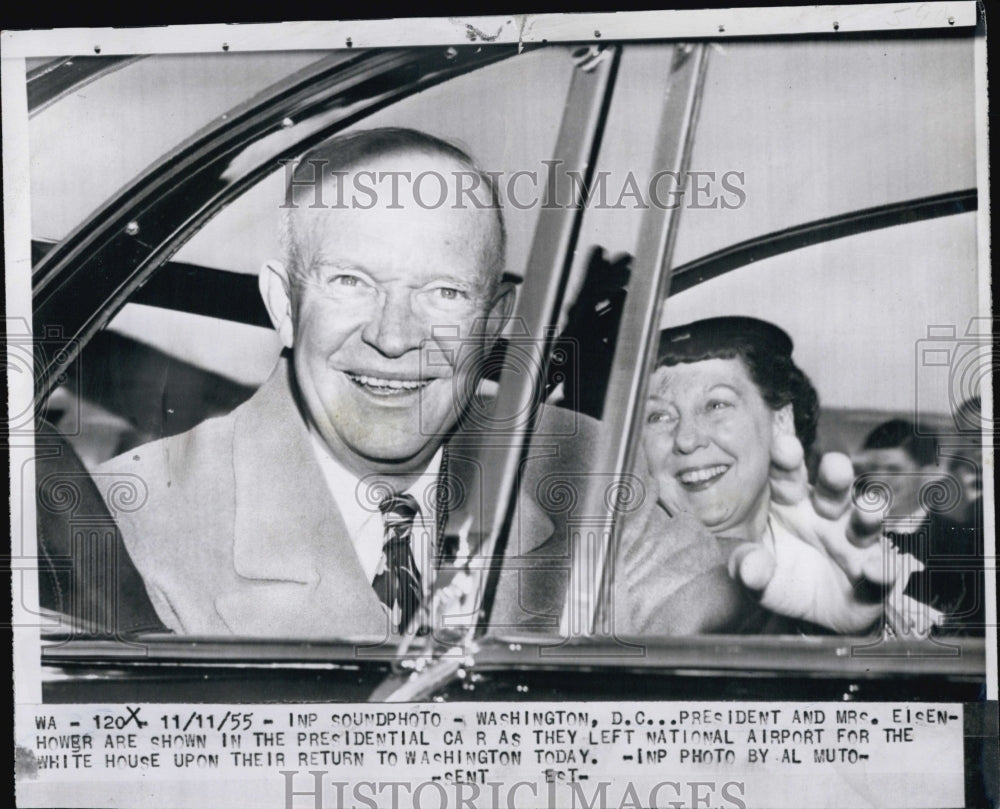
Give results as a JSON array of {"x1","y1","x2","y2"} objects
[
  {"x1": 97, "y1": 128, "x2": 577, "y2": 638},
  {"x1": 853, "y1": 414, "x2": 984, "y2": 634},
  {"x1": 853, "y1": 419, "x2": 944, "y2": 522},
  {"x1": 97, "y1": 127, "x2": 893, "y2": 639}
]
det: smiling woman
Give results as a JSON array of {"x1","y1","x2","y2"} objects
[
  {"x1": 615, "y1": 317, "x2": 839, "y2": 636},
  {"x1": 643, "y1": 316, "x2": 819, "y2": 543}
]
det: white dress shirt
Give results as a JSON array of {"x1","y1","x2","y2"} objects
[{"x1": 309, "y1": 433, "x2": 442, "y2": 595}]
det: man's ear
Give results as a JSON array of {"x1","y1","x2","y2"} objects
[
  {"x1": 482, "y1": 281, "x2": 516, "y2": 344},
  {"x1": 772, "y1": 403, "x2": 795, "y2": 439},
  {"x1": 259, "y1": 260, "x2": 295, "y2": 349}
]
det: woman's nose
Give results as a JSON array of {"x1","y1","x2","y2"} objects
[
  {"x1": 361, "y1": 289, "x2": 424, "y2": 357},
  {"x1": 673, "y1": 413, "x2": 708, "y2": 454}
]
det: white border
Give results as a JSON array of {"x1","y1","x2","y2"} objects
[
  {"x1": 972, "y1": 18, "x2": 996, "y2": 701},
  {"x1": 3, "y1": 54, "x2": 43, "y2": 706},
  {"x1": 5, "y1": 6, "x2": 995, "y2": 806},
  {"x1": 1, "y1": 3, "x2": 978, "y2": 56}
]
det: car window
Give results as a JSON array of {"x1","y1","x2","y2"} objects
[
  {"x1": 29, "y1": 52, "x2": 332, "y2": 243},
  {"x1": 671, "y1": 36, "x2": 976, "y2": 266},
  {"x1": 604, "y1": 210, "x2": 982, "y2": 639},
  {"x1": 169, "y1": 46, "x2": 574, "y2": 283},
  {"x1": 664, "y1": 212, "x2": 979, "y2": 432}
]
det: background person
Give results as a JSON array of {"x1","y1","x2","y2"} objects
[
  {"x1": 853, "y1": 410, "x2": 985, "y2": 635},
  {"x1": 852, "y1": 418, "x2": 944, "y2": 523}
]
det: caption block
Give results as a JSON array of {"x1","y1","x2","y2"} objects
[{"x1": 16, "y1": 702, "x2": 965, "y2": 808}]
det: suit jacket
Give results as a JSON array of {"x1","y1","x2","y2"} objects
[
  {"x1": 888, "y1": 512, "x2": 984, "y2": 636},
  {"x1": 97, "y1": 358, "x2": 598, "y2": 638}
]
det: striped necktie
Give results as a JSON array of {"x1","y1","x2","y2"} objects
[{"x1": 372, "y1": 493, "x2": 422, "y2": 633}]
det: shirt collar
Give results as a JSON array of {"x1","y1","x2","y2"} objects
[{"x1": 308, "y1": 433, "x2": 443, "y2": 567}]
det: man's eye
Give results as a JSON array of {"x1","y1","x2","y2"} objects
[
  {"x1": 331, "y1": 274, "x2": 361, "y2": 287},
  {"x1": 435, "y1": 287, "x2": 467, "y2": 301}
]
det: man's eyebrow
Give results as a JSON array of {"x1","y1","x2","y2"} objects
[
  {"x1": 312, "y1": 256, "x2": 365, "y2": 272},
  {"x1": 422, "y1": 274, "x2": 476, "y2": 288}
]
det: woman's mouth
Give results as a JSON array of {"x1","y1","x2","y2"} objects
[
  {"x1": 676, "y1": 464, "x2": 730, "y2": 491},
  {"x1": 346, "y1": 373, "x2": 431, "y2": 396}
]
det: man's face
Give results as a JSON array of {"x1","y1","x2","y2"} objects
[
  {"x1": 851, "y1": 447, "x2": 928, "y2": 517},
  {"x1": 274, "y1": 152, "x2": 507, "y2": 475}
]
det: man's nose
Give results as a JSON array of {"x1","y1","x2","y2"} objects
[
  {"x1": 360, "y1": 289, "x2": 426, "y2": 358},
  {"x1": 672, "y1": 413, "x2": 708, "y2": 454}
]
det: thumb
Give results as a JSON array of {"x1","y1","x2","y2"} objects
[
  {"x1": 728, "y1": 543, "x2": 777, "y2": 592},
  {"x1": 652, "y1": 470, "x2": 692, "y2": 519},
  {"x1": 657, "y1": 483, "x2": 688, "y2": 518}
]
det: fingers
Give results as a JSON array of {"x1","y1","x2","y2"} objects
[
  {"x1": 769, "y1": 433, "x2": 807, "y2": 506},
  {"x1": 656, "y1": 476, "x2": 689, "y2": 518},
  {"x1": 728, "y1": 543, "x2": 776, "y2": 591},
  {"x1": 889, "y1": 595, "x2": 944, "y2": 638},
  {"x1": 750, "y1": 527, "x2": 884, "y2": 633},
  {"x1": 811, "y1": 452, "x2": 854, "y2": 520}
]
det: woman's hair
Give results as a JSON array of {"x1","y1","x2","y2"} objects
[{"x1": 656, "y1": 316, "x2": 820, "y2": 454}]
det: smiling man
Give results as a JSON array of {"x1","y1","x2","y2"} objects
[
  {"x1": 266, "y1": 133, "x2": 511, "y2": 484},
  {"x1": 96, "y1": 128, "x2": 580, "y2": 638}
]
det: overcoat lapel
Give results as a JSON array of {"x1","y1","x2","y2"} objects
[{"x1": 213, "y1": 361, "x2": 389, "y2": 638}]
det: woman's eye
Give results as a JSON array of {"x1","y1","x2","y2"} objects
[
  {"x1": 707, "y1": 399, "x2": 733, "y2": 412},
  {"x1": 646, "y1": 411, "x2": 676, "y2": 425}
]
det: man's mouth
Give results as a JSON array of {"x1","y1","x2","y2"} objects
[
  {"x1": 677, "y1": 464, "x2": 730, "y2": 491},
  {"x1": 346, "y1": 373, "x2": 431, "y2": 396}
]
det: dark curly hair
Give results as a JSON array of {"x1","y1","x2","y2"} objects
[{"x1": 657, "y1": 317, "x2": 820, "y2": 454}]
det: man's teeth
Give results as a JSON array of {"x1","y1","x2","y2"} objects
[
  {"x1": 348, "y1": 374, "x2": 428, "y2": 392},
  {"x1": 678, "y1": 465, "x2": 728, "y2": 485}
]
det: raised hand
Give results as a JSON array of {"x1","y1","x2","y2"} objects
[{"x1": 728, "y1": 433, "x2": 911, "y2": 634}]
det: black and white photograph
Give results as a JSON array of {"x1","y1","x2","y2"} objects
[{"x1": 5, "y1": 4, "x2": 995, "y2": 808}]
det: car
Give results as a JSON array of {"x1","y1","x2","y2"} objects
[{"x1": 26, "y1": 31, "x2": 986, "y2": 710}]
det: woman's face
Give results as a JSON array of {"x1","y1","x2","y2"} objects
[{"x1": 642, "y1": 357, "x2": 793, "y2": 540}]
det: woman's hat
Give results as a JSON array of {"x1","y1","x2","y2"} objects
[{"x1": 658, "y1": 316, "x2": 793, "y2": 361}]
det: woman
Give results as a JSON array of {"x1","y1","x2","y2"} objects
[
  {"x1": 616, "y1": 316, "x2": 836, "y2": 635},
  {"x1": 643, "y1": 316, "x2": 819, "y2": 543}
]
